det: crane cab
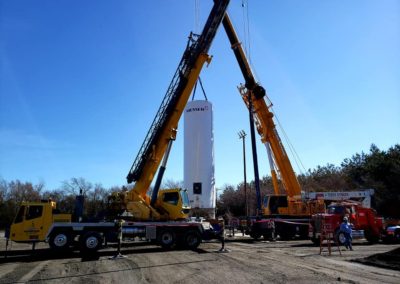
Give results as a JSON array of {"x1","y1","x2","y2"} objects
[
  {"x1": 263, "y1": 195, "x2": 289, "y2": 216},
  {"x1": 10, "y1": 200, "x2": 71, "y2": 243},
  {"x1": 263, "y1": 194, "x2": 325, "y2": 217},
  {"x1": 156, "y1": 188, "x2": 191, "y2": 220}
]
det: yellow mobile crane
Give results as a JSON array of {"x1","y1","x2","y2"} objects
[
  {"x1": 8, "y1": 0, "x2": 230, "y2": 252},
  {"x1": 124, "y1": 0, "x2": 229, "y2": 222},
  {"x1": 221, "y1": 13, "x2": 325, "y2": 239}
]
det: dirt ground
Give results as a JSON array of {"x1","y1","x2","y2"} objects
[{"x1": 0, "y1": 233, "x2": 399, "y2": 284}]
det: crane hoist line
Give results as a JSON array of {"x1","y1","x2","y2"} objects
[{"x1": 127, "y1": 0, "x2": 230, "y2": 184}]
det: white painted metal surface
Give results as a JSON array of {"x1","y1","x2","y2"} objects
[
  {"x1": 184, "y1": 100, "x2": 215, "y2": 214},
  {"x1": 304, "y1": 189, "x2": 374, "y2": 208}
]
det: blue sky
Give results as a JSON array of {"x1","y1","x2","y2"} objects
[{"x1": 1, "y1": 0, "x2": 399, "y2": 191}]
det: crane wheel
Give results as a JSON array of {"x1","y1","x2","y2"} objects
[
  {"x1": 183, "y1": 230, "x2": 201, "y2": 250},
  {"x1": 157, "y1": 229, "x2": 176, "y2": 249},
  {"x1": 364, "y1": 230, "x2": 379, "y2": 244},
  {"x1": 250, "y1": 232, "x2": 261, "y2": 241},
  {"x1": 49, "y1": 231, "x2": 72, "y2": 250},
  {"x1": 80, "y1": 231, "x2": 103, "y2": 253}
]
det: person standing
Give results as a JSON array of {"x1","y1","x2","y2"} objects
[
  {"x1": 217, "y1": 217, "x2": 227, "y2": 252},
  {"x1": 110, "y1": 219, "x2": 126, "y2": 259},
  {"x1": 340, "y1": 216, "x2": 353, "y2": 250}
]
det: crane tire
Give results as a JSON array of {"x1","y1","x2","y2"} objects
[
  {"x1": 365, "y1": 230, "x2": 379, "y2": 244},
  {"x1": 183, "y1": 230, "x2": 201, "y2": 250},
  {"x1": 80, "y1": 231, "x2": 103, "y2": 253},
  {"x1": 49, "y1": 231, "x2": 72, "y2": 251},
  {"x1": 157, "y1": 229, "x2": 176, "y2": 249}
]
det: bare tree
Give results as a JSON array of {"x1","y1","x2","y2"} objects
[
  {"x1": 62, "y1": 177, "x2": 93, "y2": 195},
  {"x1": 0, "y1": 178, "x2": 7, "y2": 203},
  {"x1": 162, "y1": 179, "x2": 184, "y2": 189}
]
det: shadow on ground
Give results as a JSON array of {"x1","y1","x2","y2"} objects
[
  {"x1": 0, "y1": 242, "x2": 209, "y2": 263},
  {"x1": 352, "y1": 247, "x2": 400, "y2": 271}
]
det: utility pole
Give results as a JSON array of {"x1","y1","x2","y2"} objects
[{"x1": 238, "y1": 130, "x2": 248, "y2": 217}]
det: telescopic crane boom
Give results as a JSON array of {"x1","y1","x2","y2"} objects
[
  {"x1": 222, "y1": 13, "x2": 324, "y2": 218},
  {"x1": 222, "y1": 13, "x2": 301, "y2": 198},
  {"x1": 124, "y1": 0, "x2": 230, "y2": 220}
]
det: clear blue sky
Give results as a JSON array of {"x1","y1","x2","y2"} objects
[{"x1": 1, "y1": 0, "x2": 399, "y2": 191}]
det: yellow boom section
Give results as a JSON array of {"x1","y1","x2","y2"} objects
[
  {"x1": 222, "y1": 13, "x2": 302, "y2": 198},
  {"x1": 239, "y1": 86, "x2": 302, "y2": 198},
  {"x1": 127, "y1": 53, "x2": 211, "y2": 202}
]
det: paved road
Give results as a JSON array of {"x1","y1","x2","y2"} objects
[{"x1": 0, "y1": 238, "x2": 399, "y2": 283}]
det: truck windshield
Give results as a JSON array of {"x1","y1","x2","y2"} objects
[
  {"x1": 263, "y1": 196, "x2": 269, "y2": 208},
  {"x1": 180, "y1": 190, "x2": 190, "y2": 208},
  {"x1": 14, "y1": 205, "x2": 26, "y2": 224},
  {"x1": 328, "y1": 206, "x2": 345, "y2": 214}
]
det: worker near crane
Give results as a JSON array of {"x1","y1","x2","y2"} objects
[
  {"x1": 110, "y1": 219, "x2": 126, "y2": 259},
  {"x1": 340, "y1": 216, "x2": 353, "y2": 250},
  {"x1": 215, "y1": 217, "x2": 228, "y2": 252}
]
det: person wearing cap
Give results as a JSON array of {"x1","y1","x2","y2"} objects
[{"x1": 340, "y1": 216, "x2": 353, "y2": 250}]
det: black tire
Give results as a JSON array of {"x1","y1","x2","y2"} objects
[
  {"x1": 80, "y1": 231, "x2": 103, "y2": 253},
  {"x1": 335, "y1": 230, "x2": 346, "y2": 245},
  {"x1": 394, "y1": 230, "x2": 400, "y2": 243},
  {"x1": 157, "y1": 229, "x2": 176, "y2": 249},
  {"x1": 365, "y1": 230, "x2": 379, "y2": 244},
  {"x1": 263, "y1": 230, "x2": 275, "y2": 241},
  {"x1": 49, "y1": 231, "x2": 72, "y2": 250},
  {"x1": 311, "y1": 237, "x2": 320, "y2": 246},
  {"x1": 298, "y1": 226, "x2": 309, "y2": 240},
  {"x1": 250, "y1": 232, "x2": 261, "y2": 241},
  {"x1": 183, "y1": 230, "x2": 201, "y2": 250},
  {"x1": 279, "y1": 232, "x2": 294, "y2": 241}
]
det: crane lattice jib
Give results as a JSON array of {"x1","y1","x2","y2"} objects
[{"x1": 127, "y1": 0, "x2": 230, "y2": 183}]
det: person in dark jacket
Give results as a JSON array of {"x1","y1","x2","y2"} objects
[{"x1": 340, "y1": 216, "x2": 353, "y2": 250}]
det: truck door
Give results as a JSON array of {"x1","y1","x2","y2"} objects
[
  {"x1": 25, "y1": 205, "x2": 45, "y2": 241},
  {"x1": 10, "y1": 204, "x2": 45, "y2": 242}
]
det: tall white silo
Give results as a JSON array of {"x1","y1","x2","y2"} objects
[{"x1": 184, "y1": 100, "x2": 215, "y2": 218}]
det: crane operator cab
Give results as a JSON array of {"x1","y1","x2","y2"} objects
[
  {"x1": 126, "y1": 188, "x2": 191, "y2": 221},
  {"x1": 263, "y1": 195, "x2": 289, "y2": 215},
  {"x1": 156, "y1": 188, "x2": 191, "y2": 220},
  {"x1": 263, "y1": 194, "x2": 325, "y2": 217}
]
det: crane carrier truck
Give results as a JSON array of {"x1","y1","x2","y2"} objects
[
  {"x1": 7, "y1": 0, "x2": 231, "y2": 253},
  {"x1": 220, "y1": 12, "x2": 325, "y2": 240}
]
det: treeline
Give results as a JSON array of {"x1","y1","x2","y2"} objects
[
  {"x1": 217, "y1": 144, "x2": 400, "y2": 218},
  {"x1": 0, "y1": 177, "x2": 126, "y2": 229},
  {"x1": 0, "y1": 144, "x2": 399, "y2": 229}
]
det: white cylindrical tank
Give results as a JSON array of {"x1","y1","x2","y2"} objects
[{"x1": 184, "y1": 100, "x2": 215, "y2": 217}]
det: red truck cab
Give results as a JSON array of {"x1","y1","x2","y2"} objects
[{"x1": 309, "y1": 201, "x2": 384, "y2": 245}]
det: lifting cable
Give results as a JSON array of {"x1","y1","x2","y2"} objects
[
  {"x1": 240, "y1": 1, "x2": 307, "y2": 180},
  {"x1": 191, "y1": 77, "x2": 208, "y2": 101},
  {"x1": 271, "y1": 106, "x2": 307, "y2": 176},
  {"x1": 241, "y1": 0, "x2": 251, "y2": 64},
  {"x1": 191, "y1": 1, "x2": 208, "y2": 102}
]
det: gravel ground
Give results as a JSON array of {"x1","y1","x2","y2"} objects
[{"x1": 0, "y1": 235, "x2": 399, "y2": 284}]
